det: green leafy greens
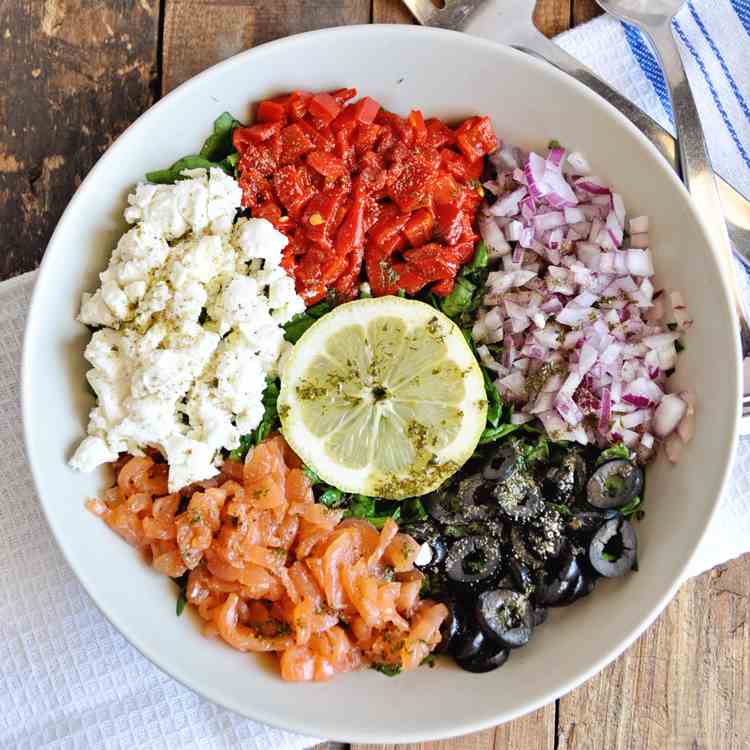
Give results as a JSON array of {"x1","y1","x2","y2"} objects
[
  {"x1": 172, "y1": 572, "x2": 189, "y2": 617},
  {"x1": 145, "y1": 111, "x2": 242, "y2": 184},
  {"x1": 372, "y1": 663, "x2": 402, "y2": 677},
  {"x1": 440, "y1": 241, "x2": 490, "y2": 319},
  {"x1": 283, "y1": 300, "x2": 332, "y2": 344},
  {"x1": 595, "y1": 442, "x2": 632, "y2": 467},
  {"x1": 227, "y1": 378, "x2": 280, "y2": 462}
]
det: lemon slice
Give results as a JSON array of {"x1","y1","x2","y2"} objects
[{"x1": 278, "y1": 296, "x2": 487, "y2": 499}]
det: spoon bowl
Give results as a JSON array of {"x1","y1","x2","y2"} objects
[{"x1": 594, "y1": 0, "x2": 686, "y2": 27}]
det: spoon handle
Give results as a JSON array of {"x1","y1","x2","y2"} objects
[{"x1": 647, "y1": 23, "x2": 750, "y2": 357}]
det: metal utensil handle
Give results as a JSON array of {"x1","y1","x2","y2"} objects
[
  {"x1": 647, "y1": 23, "x2": 750, "y2": 357},
  {"x1": 511, "y1": 25, "x2": 679, "y2": 173}
]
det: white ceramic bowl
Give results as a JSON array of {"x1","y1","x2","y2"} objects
[{"x1": 22, "y1": 24, "x2": 740, "y2": 744}]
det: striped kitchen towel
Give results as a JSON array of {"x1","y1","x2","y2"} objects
[
  {"x1": 555, "y1": 0, "x2": 750, "y2": 575},
  {"x1": 556, "y1": 0, "x2": 750, "y2": 203}
]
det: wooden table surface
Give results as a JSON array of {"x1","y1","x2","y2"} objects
[{"x1": 2, "y1": 1, "x2": 749, "y2": 747}]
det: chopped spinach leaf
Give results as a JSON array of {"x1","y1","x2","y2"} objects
[
  {"x1": 303, "y1": 465, "x2": 322, "y2": 485},
  {"x1": 172, "y1": 572, "x2": 189, "y2": 617},
  {"x1": 440, "y1": 241, "x2": 490, "y2": 319},
  {"x1": 318, "y1": 487, "x2": 345, "y2": 508},
  {"x1": 372, "y1": 663, "x2": 402, "y2": 677},
  {"x1": 619, "y1": 495, "x2": 643, "y2": 520},
  {"x1": 145, "y1": 112, "x2": 242, "y2": 184},
  {"x1": 199, "y1": 112, "x2": 242, "y2": 162},
  {"x1": 521, "y1": 435, "x2": 550, "y2": 465},
  {"x1": 146, "y1": 155, "x2": 223, "y2": 184},
  {"x1": 345, "y1": 494, "x2": 401, "y2": 529},
  {"x1": 482, "y1": 368, "x2": 502, "y2": 428},
  {"x1": 228, "y1": 378, "x2": 280, "y2": 460},
  {"x1": 595, "y1": 442, "x2": 632, "y2": 467},
  {"x1": 400, "y1": 497, "x2": 428, "y2": 523},
  {"x1": 675, "y1": 339, "x2": 685, "y2": 353},
  {"x1": 548, "y1": 138, "x2": 563, "y2": 150},
  {"x1": 545, "y1": 501, "x2": 573, "y2": 517},
  {"x1": 479, "y1": 422, "x2": 520, "y2": 444},
  {"x1": 441, "y1": 277, "x2": 477, "y2": 318},
  {"x1": 283, "y1": 300, "x2": 332, "y2": 343}
]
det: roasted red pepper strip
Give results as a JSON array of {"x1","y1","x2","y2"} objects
[{"x1": 233, "y1": 88, "x2": 498, "y2": 304}]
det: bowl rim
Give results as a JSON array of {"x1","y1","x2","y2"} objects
[{"x1": 21, "y1": 22, "x2": 741, "y2": 744}]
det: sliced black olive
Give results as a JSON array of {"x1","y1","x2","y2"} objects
[
  {"x1": 444, "y1": 535, "x2": 502, "y2": 588},
  {"x1": 535, "y1": 543, "x2": 580, "y2": 606},
  {"x1": 476, "y1": 589, "x2": 533, "y2": 649},
  {"x1": 535, "y1": 575, "x2": 573, "y2": 606},
  {"x1": 550, "y1": 543, "x2": 581, "y2": 585},
  {"x1": 430, "y1": 594, "x2": 463, "y2": 654},
  {"x1": 455, "y1": 474, "x2": 494, "y2": 514},
  {"x1": 425, "y1": 474, "x2": 491, "y2": 524},
  {"x1": 483, "y1": 518, "x2": 508, "y2": 540},
  {"x1": 509, "y1": 526, "x2": 545, "y2": 571},
  {"x1": 587, "y1": 460, "x2": 644, "y2": 509},
  {"x1": 457, "y1": 642, "x2": 510, "y2": 673},
  {"x1": 424, "y1": 489, "x2": 463, "y2": 524},
  {"x1": 566, "y1": 573, "x2": 595, "y2": 603},
  {"x1": 531, "y1": 606, "x2": 548, "y2": 627},
  {"x1": 482, "y1": 442, "x2": 520, "y2": 482},
  {"x1": 566, "y1": 511, "x2": 618, "y2": 540},
  {"x1": 401, "y1": 522, "x2": 448, "y2": 571},
  {"x1": 451, "y1": 624, "x2": 486, "y2": 662},
  {"x1": 513, "y1": 509, "x2": 565, "y2": 565},
  {"x1": 494, "y1": 476, "x2": 544, "y2": 522},
  {"x1": 543, "y1": 451, "x2": 587, "y2": 505},
  {"x1": 508, "y1": 558, "x2": 534, "y2": 595},
  {"x1": 589, "y1": 517, "x2": 638, "y2": 577}
]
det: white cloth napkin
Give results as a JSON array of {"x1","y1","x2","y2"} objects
[
  {"x1": 0, "y1": 273, "x2": 320, "y2": 749},
  {"x1": 4, "y1": 3, "x2": 750, "y2": 745}
]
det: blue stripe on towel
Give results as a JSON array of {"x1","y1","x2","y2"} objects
[
  {"x1": 622, "y1": 23, "x2": 674, "y2": 122},
  {"x1": 688, "y1": 2, "x2": 750, "y2": 125},
  {"x1": 730, "y1": 0, "x2": 750, "y2": 36},
  {"x1": 673, "y1": 20, "x2": 750, "y2": 171}
]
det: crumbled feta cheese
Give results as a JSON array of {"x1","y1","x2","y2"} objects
[
  {"x1": 124, "y1": 167, "x2": 242, "y2": 239},
  {"x1": 233, "y1": 216, "x2": 288, "y2": 266},
  {"x1": 69, "y1": 436, "x2": 119, "y2": 473},
  {"x1": 71, "y1": 171, "x2": 305, "y2": 492}
]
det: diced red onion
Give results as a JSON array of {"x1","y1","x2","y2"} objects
[
  {"x1": 489, "y1": 186, "x2": 528, "y2": 217},
  {"x1": 629, "y1": 232, "x2": 650, "y2": 249},
  {"x1": 652, "y1": 393, "x2": 688, "y2": 437},
  {"x1": 476, "y1": 145, "x2": 693, "y2": 462},
  {"x1": 630, "y1": 215, "x2": 649, "y2": 233},
  {"x1": 480, "y1": 215, "x2": 512, "y2": 257},
  {"x1": 566, "y1": 151, "x2": 591, "y2": 174}
]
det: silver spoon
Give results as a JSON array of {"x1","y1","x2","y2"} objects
[{"x1": 593, "y1": 0, "x2": 750, "y2": 357}]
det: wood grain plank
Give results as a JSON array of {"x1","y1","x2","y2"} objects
[
  {"x1": 534, "y1": 0, "x2": 572, "y2": 37},
  {"x1": 558, "y1": 554, "x2": 750, "y2": 750},
  {"x1": 353, "y1": 704, "x2": 554, "y2": 750},
  {"x1": 0, "y1": 0, "x2": 160, "y2": 280},
  {"x1": 373, "y1": 0, "x2": 413, "y2": 24},
  {"x1": 162, "y1": 0, "x2": 371, "y2": 94},
  {"x1": 572, "y1": 0, "x2": 602, "y2": 26}
]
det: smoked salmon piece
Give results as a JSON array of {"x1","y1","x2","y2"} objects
[{"x1": 90, "y1": 434, "x2": 446, "y2": 681}]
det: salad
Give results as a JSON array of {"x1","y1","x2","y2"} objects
[{"x1": 71, "y1": 88, "x2": 694, "y2": 681}]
